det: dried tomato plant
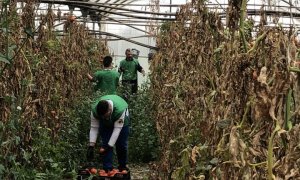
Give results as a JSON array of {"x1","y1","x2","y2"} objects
[
  {"x1": 150, "y1": 1, "x2": 300, "y2": 179},
  {"x1": 0, "y1": 1, "x2": 108, "y2": 169}
]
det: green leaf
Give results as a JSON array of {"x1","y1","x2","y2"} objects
[
  {"x1": 287, "y1": 121, "x2": 292, "y2": 131},
  {"x1": 3, "y1": 94, "x2": 16, "y2": 102},
  {"x1": 24, "y1": 27, "x2": 34, "y2": 38},
  {"x1": 9, "y1": 45, "x2": 17, "y2": 50},
  {"x1": 0, "y1": 164, "x2": 5, "y2": 175},
  {"x1": 0, "y1": 53, "x2": 10, "y2": 64},
  {"x1": 15, "y1": 136, "x2": 21, "y2": 145},
  {"x1": 8, "y1": 45, "x2": 17, "y2": 59},
  {"x1": 22, "y1": 150, "x2": 32, "y2": 163},
  {"x1": 3, "y1": 0, "x2": 10, "y2": 4},
  {"x1": 204, "y1": 165, "x2": 212, "y2": 170},
  {"x1": 216, "y1": 119, "x2": 231, "y2": 129},
  {"x1": 209, "y1": 157, "x2": 219, "y2": 165},
  {"x1": 214, "y1": 43, "x2": 225, "y2": 54},
  {"x1": 180, "y1": 148, "x2": 190, "y2": 172},
  {"x1": 35, "y1": 173, "x2": 47, "y2": 179},
  {"x1": 0, "y1": 28, "x2": 8, "y2": 33}
]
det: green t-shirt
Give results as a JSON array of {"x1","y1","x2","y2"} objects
[
  {"x1": 92, "y1": 95, "x2": 129, "y2": 127},
  {"x1": 93, "y1": 69, "x2": 120, "y2": 94},
  {"x1": 119, "y1": 58, "x2": 141, "y2": 81}
]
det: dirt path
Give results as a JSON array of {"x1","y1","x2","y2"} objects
[{"x1": 128, "y1": 163, "x2": 151, "y2": 180}]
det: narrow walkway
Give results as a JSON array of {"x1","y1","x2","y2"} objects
[{"x1": 129, "y1": 163, "x2": 150, "y2": 179}]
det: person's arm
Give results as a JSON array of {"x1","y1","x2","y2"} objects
[
  {"x1": 89, "y1": 112, "x2": 99, "y2": 146},
  {"x1": 118, "y1": 61, "x2": 124, "y2": 74},
  {"x1": 86, "y1": 112, "x2": 99, "y2": 161},
  {"x1": 118, "y1": 68, "x2": 124, "y2": 74},
  {"x1": 107, "y1": 111, "x2": 125, "y2": 147},
  {"x1": 141, "y1": 69, "x2": 145, "y2": 76},
  {"x1": 136, "y1": 63, "x2": 145, "y2": 76},
  {"x1": 87, "y1": 72, "x2": 101, "y2": 82},
  {"x1": 87, "y1": 73, "x2": 94, "y2": 81},
  {"x1": 116, "y1": 72, "x2": 120, "y2": 87}
]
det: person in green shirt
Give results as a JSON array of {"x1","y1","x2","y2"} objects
[
  {"x1": 86, "y1": 95, "x2": 130, "y2": 175},
  {"x1": 87, "y1": 56, "x2": 120, "y2": 94},
  {"x1": 118, "y1": 49, "x2": 145, "y2": 94}
]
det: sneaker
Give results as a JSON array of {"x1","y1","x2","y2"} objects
[{"x1": 118, "y1": 166, "x2": 129, "y2": 174}]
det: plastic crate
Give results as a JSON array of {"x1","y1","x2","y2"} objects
[{"x1": 77, "y1": 168, "x2": 131, "y2": 180}]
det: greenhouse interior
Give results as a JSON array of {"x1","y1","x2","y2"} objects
[{"x1": 1, "y1": 0, "x2": 300, "y2": 179}]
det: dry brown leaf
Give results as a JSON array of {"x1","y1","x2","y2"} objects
[
  {"x1": 229, "y1": 126, "x2": 239, "y2": 166},
  {"x1": 191, "y1": 146, "x2": 199, "y2": 165},
  {"x1": 257, "y1": 66, "x2": 268, "y2": 84}
]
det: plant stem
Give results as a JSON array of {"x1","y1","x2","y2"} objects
[
  {"x1": 247, "y1": 31, "x2": 268, "y2": 54},
  {"x1": 248, "y1": 161, "x2": 267, "y2": 167},
  {"x1": 237, "y1": 98, "x2": 252, "y2": 128},
  {"x1": 239, "y1": 0, "x2": 248, "y2": 52},
  {"x1": 289, "y1": 67, "x2": 300, "y2": 73},
  {"x1": 285, "y1": 88, "x2": 292, "y2": 130},
  {"x1": 267, "y1": 121, "x2": 280, "y2": 180},
  {"x1": 0, "y1": 39, "x2": 28, "y2": 77}
]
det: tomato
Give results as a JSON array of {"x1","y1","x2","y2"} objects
[{"x1": 89, "y1": 168, "x2": 97, "y2": 174}]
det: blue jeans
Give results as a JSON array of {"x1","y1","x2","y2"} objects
[{"x1": 99, "y1": 125, "x2": 129, "y2": 170}]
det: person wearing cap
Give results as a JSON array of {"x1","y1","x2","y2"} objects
[{"x1": 86, "y1": 95, "x2": 130, "y2": 174}]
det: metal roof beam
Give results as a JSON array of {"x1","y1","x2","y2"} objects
[{"x1": 38, "y1": 0, "x2": 176, "y2": 16}]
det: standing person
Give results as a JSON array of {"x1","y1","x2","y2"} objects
[
  {"x1": 87, "y1": 56, "x2": 120, "y2": 95},
  {"x1": 86, "y1": 95, "x2": 130, "y2": 175},
  {"x1": 118, "y1": 49, "x2": 145, "y2": 94}
]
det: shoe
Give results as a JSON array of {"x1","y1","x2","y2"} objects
[
  {"x1": 118, "y1": 166, "x2": 129, "y2": 174},
  {"x1": 118, "y1": 166, "x2": 129, "y2": 172}
]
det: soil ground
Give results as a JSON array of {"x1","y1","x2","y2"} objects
[{"x1": 128, "y1": 163, "x2": 151, "y2": 180}]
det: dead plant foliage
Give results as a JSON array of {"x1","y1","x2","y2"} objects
[
  {"x1": 0, "y1": 1, "x2": 108, "y2": 163},
  {"x1": 150, "y1": 1, "x2": 300, "y2": 179}
]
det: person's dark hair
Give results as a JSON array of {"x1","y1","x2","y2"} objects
[
  {"x1": 125, "y1": 48, "x2": 131, "y2": 54},
  {"x1": 103, "y1": 56, "x2": 112, "y2": 67},
  {"x1": 96, "y1": 100, "x2": 109, "y2": 116}
]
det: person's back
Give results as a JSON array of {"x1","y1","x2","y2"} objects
[
  {"x1": 93, "y1": 70, "x2": 119, "y2": 94},
  {"x1": 87, "y1": 94, "x2": 130, "y2": 174},
  {"x1": 87, "y1": 56, "x2": 120, "y2": 95}
]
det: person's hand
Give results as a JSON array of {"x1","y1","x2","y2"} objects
[
  {"x1": 99, "y1": 146, "x2": 113, "y2": 154},
  {"x1": 118, "y1": 67, "x2": 125, "y2": 73},
  {"x1": 86, "y1": 146, "x2": 95, "y2": 162},
  {"x1": 141, "y1": 70, "x2": 146, "y2": 76},
  {"x1": 87, "y1": 73, "x2": 93, "y2": 81}
]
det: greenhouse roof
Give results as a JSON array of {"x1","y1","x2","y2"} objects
[{"x1": 14, "y1": 0, "x2": 300, "y2": 48}]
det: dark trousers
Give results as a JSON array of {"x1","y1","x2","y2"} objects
[
  {"x1": 122, "y1": 79, "x2": 138, "y2": 94},
  {"x1": 99, "y1": 125, "x2": 129, "y2": 170}
]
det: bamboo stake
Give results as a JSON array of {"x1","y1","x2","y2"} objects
[
  {"x1": 285, "y1": 88, "x2": 292, "y2": 130},
  {"x1": 239, "y1": 0, "x2": 248, "y2": 52}
]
